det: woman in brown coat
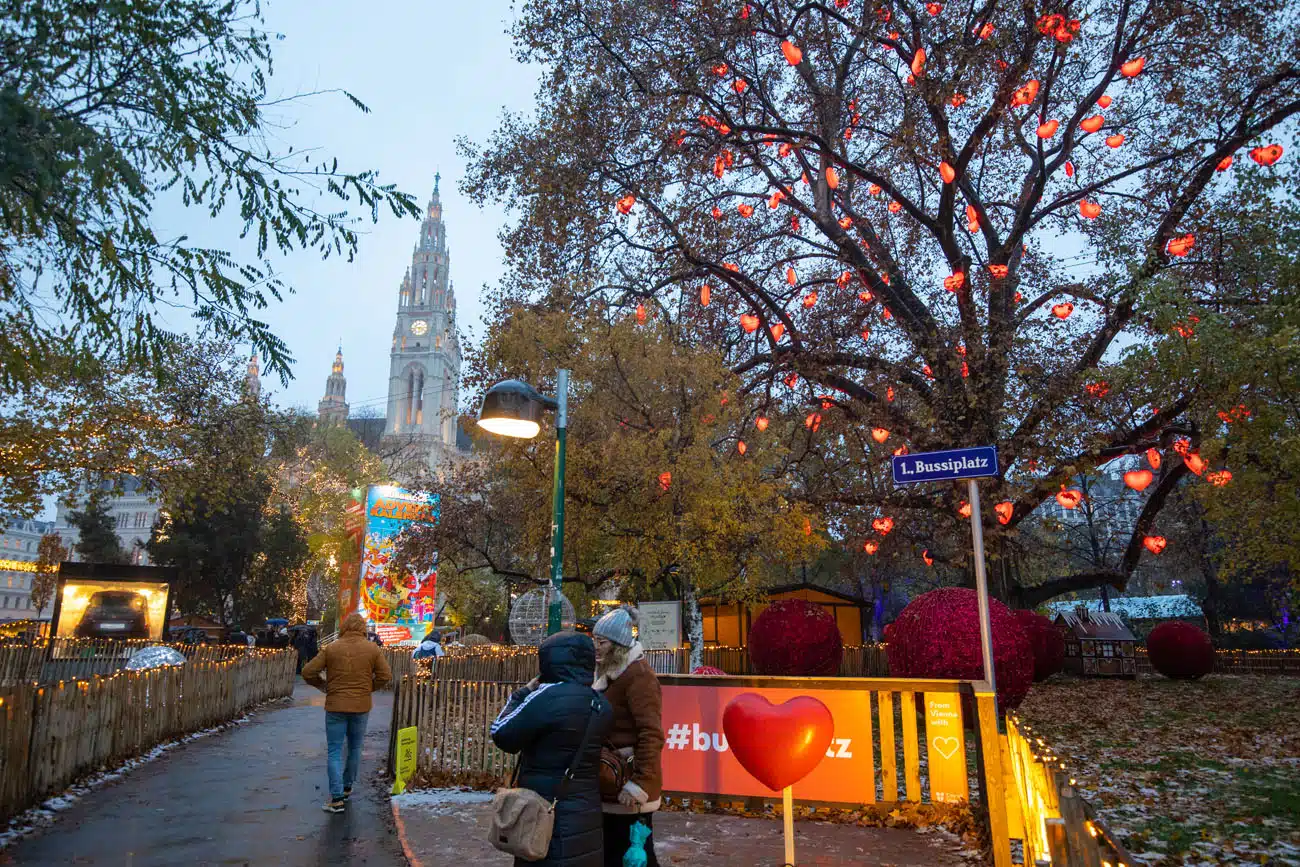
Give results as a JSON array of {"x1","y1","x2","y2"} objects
[{"x1": 592, "y1": 607, "x2": 664, "y2": 867}]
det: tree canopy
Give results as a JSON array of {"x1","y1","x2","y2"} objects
[
  {"x1": 462, "y1": 0, "x2": 1299, "y2": 606},
  {"x1": 0, "y1": 0, "x2": 417, "y2": 391}
]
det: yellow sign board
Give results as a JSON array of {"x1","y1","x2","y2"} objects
[
  {"x1": 391, "y1": 726, "x2": 418, "y2": 795},
  {"x1": 923, "y1": 692, "x2": 968, "y2": 803}
]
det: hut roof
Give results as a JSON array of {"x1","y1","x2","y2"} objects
[{"x1": 1054, "y1": 608, "x2": 1136, "y2": 641}]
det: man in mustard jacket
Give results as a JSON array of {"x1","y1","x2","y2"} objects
[{"x1": 302, "y1": 613, "x2": 393, "y2": 812}]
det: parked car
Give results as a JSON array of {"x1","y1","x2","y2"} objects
[{"x1": 74, "y1": 590, "x2": 150, "y2": 640}]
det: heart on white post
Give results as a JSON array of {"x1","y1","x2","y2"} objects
[{"x1": 932, "y1": 735, "x2": 961, "y2": 761}]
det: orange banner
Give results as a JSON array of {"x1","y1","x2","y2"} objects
[
  {"x1": 923, "y1": 692, "x2": 968, "y2": 803},
  {"x1": 661, "y1": 683, "x2": 873, "y2": 803}
]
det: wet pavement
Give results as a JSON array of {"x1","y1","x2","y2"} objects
[{"x1": 6, "y1": 684, "x2": 405, "y2": 867}]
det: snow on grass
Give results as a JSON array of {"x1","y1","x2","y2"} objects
[{"x1": 393, "y1": 787, "x2": 495, "y2": 815}]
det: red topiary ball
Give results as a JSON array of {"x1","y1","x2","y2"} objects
[
  {"x1": 1146, "y1": 621, "x2": 1214, "y2": 680},
  {"x1": 748, "y1": 600, "x2": 844, "y2": 676},
  {"x1": 886, "y1": 588, "x2": 1035, "y2": 710},
  {"x1": 691, "y1": 665, "x2": 727, "y2": 676},
  {"x1": 1012, "y1": 610, "x2": 1066, "y2": 681}
]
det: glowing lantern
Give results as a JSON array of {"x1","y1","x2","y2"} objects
[
  {"x1": 768, "y1": 189, "x2": 785, "y2": 208},
  {"x1": 965, "y1": 204, "x2": 980, "y2": 232},
  {"x1": 1056, "y1": 489, "x2": 1082, "y2": 509},
  {"x1": 733, "y1": 78, "x2": 748, "y2": 94},
  {"x1": 786, "y1": 266, "x2": 797, "y2": 285},
  {"x1": 784, "y1": 372, "x2": 798, "y2": 387},
  {"x1": 1124, "y1": 469, "x2": 1153, "y2": 492},
  {"x1": 738, "y1": 203, "x2": 754, "y2": 217},
  {"x1": 636, "y1": 303, "x2": 647, "y2": 324},
  {"x1": 700, "y1": 284, "x2": 711, "y2": 306},
  {"x1": 778, "y1": 142, "x2": 794, "y2": 158},
  {"x1": 1250, "y1": 144, "x2": 1283, "y2": 166},
  {"x1": 616, "y1": 194, "x2": 636, "y2": 215},
  {"x1": 804, "y1": 412, "x2": 821, "y2": 431},
  {"x1": 1036, "y1": 120, "x2": 1059, "y2": 139},
  {"x1": 1051, "y1": 302, "x2": 1074, "y2": 319},
  {"x1": 873, "y1": 516, "x2": 895, "y2": 535},
  {"x1": 994, "y1": 502, "x2": 1014, "y2": 525},
  {"x1": 892, "y1": 445, "x2": 907, "y2": 456},
  {"x1": 939, "y1": 161, "x2": 956, "y2": 183},
  {"x1": 1216, "y1": 155, "x2": 1233, "y2": 171},
  {"x1": 1206, "y1": 470, "x2": 1232, "y2": 487},
  {"x1": 871, "y1": 427, "x2": 889, "y2": 443},
  {"x1": 1143, "y1": 535, "x2": 1167, "y2": 554},
  {"x1": 804, "y1": 518, "x2": 813, "y2": 536},
  {"x1": 1079, "y1": 201, "x2": 1101, "y2": 219},
  {"x1": 781, "y1": 40, "x2": 803, "y2": 66},
  {"x1": 961, "y1": 361, "x2": 969, "y2": 378},
  {"x1": 1097, "y1": 95, "x2": 1112, "y2": 108},
  {"x1": 1011, "y1": 80, "x2": 1040, "y2": 107},
  {"x1": 888, "y1": 200, "x2": 902, "y2": 213},
  {"x1": 658, "y1": 471, "x2": 672, "y2": 491},
  {"x1": 837, "y1": 271, "x2": 853, "y2": 288},
  {"x1": 922, "y1": 550, "x2": 934, "y2": 566},
  {"x1": 1105, "y1": 134, "x2": 1125, "y2": 148},
  {"x1": 737, "y1": 440, "x2": 747, "y2": 455},
  {"x1": 1146, "y1": 448, "x2": 1162, "y2": 469},
  {"x1": 951, "y1": 93, "x2": 967, "y2": 108},
  {"x1": 911, "y1": 48, "x2": 926, "y2": 77},
  {"x1": 770, "y1": 323, "x2": 786, "y2": 341},
  {"x1": 922, "y1": 364, "x2": 933, "y2": 378},
  {"x1": 976, "y1": 22, "x2": 995, "y2": 39},
  {"x1": 1172, "y1": 437, "x2": 1191, "y2": 456},
  {"x1": 712, "y1": 62, "x2": 729, "y2": 76},
  {"x1": 860, "y1": 329, "x2": 871, "y2": 341},
  {"x1": 988, "y1": 264, "x2": 1008, "y2": 279},
  {"x1": 1120, "y1": 57, "x2": 1145, "y2": 78},
  {"x1": 1183, "y1": 453, "x2": 1206, "y2": 475},
  {"x1": 740, "y1": 314, "x2": 760, "y2": 333},
  {"x1": 1080, "y1": 115, "x2": 1104, "y2": 133},
  {"x1": 838, "y1": 216, "x2": 853, "y2": 229},
  {"x1": 944, "y1": 271, "x2": 966, "y2": 292},
  {"x1": 1064, "y1": 161, "x2": 1075, "y2": 177},
  {"x1": 869, "y1": 183, "x2": 882, "y2": 195},
  {"x1": 1166, "y1": 234, "x2": 1195, "y2": 257},
  {"x1": 926, "y1": 2, "x2": 943, "y2": 14},
  {"x1": 755, "y1": 415, "x2": 769, "y2": 431},
  {"x1": 1085, "y1": 381, "x2": 1109, "y2": 397},
  {"x1": 863, "y1": 540, "x2": 880, "y2": 555},
  {"x1": 886, "y1": 386, "x2": 895, "y2": 401},
  {"x1": 723, "y1": 262, "x2": 740, "y2": 273},
  {"x1": 711, "y1": 206, "x2": 723, "y2": 220},
  {"x1": 825, "y1": 166, "x2": 840, "y2": 189},
  {"x1": 800, "y1": 291, "x2": 817, "y2": 310},
  {"x1": 882, "y1": 307, "x2": 893, "y2": 320},
  {"x1": 958, "y1": 501, "x2": 972, "y2": 518}
]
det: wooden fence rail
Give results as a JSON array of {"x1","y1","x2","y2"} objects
[
  {"x1": 0, "y1": 640, "x2": 263, "y2": 687},
  {"x1": 0, "y1": 650, "x2": 296, "y2": 822}
]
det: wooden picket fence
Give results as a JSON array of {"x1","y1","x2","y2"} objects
[
  {"x1": 0, "y1": 650, "x2": 296, "y2": 822},
  {"x1": 390, "y1": 677, "x2": 523, "y2": 784},
  {"x1": 0, "y1": 640, "x2": 257, "y2": 687},
  {"x1": 1135, "y1": 647, "x2": 1300, "y2": 676}
]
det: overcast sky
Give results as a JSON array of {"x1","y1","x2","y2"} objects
[{"x1": 245, "y1": 0, "x2": 538, "y2": 415}]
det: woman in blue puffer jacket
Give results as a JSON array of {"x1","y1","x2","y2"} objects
[{"x1": 491, "y1": 631, "x2": 613, "y2": 867}]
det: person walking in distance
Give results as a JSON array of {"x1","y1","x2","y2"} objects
[
  {"x1": 301, "y1": 613, "x2": 393, "y2": 813},
  {"x1": 491, "y1": 631, "x2": 612, "y2": 867},
  {"x1": 592, "y1": 608, "x2": 664, "y2": 867}
]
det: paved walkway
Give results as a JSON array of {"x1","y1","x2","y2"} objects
[
  {"x1": 393, "y1": 789, "x2": 975, "y2": 866},
  {"x1": 6, "y1": 684, "x2": 405, "y2": 867}
]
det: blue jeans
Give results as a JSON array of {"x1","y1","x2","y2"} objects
[{"x1": 325, "y1": 711, "x2": 369, "y2": 799}]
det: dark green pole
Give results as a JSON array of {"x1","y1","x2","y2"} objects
[{"x1": 547, "y1": 370, "x2": 569, "y2": 634}]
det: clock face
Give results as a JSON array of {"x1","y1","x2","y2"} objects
[{"x1": 410, "y1": 320, "x2": 429, "y2": 336}]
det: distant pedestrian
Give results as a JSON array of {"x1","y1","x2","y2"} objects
[
  {"x1": 413, "y1": 629, "x2": 444, "y2": 661},
  {"x1": 592, "y1": 608, "x2": 664, "y2": 867},
  {"x1": 301, "y1": 613, "x2": 393, "y2": 813},
  {"x1": 490, "y1": 631, "x2": 611, "y2": 867}
]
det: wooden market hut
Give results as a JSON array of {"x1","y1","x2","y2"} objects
[
  {"x1": 1054, "y1": 608, "x2": 1138, "y2": 678},
  {"x1": 697, "y1": 583, "x2": 866, "y2": 647}
]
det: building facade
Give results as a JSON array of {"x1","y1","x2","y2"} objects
[
  {"x1": 0, "y1": 517, "x2": 55, "y2": 619},
  {"x1": 52, "y1": 479, "x2": 162, "y2": 567},
  {"x1": 317, "y1": 346, "x2": 350, "y2": 425}
]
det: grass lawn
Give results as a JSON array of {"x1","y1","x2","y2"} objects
[{"x1": 1018, "y1": 675, "x2": 1300, "y2": 866}]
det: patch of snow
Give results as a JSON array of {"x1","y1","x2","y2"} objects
[{"x1": 393, "y1": 787, "x2": 495, "y2": 815}]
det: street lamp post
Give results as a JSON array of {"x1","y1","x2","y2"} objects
[{"x1": 477, "y1": 370, "x2": 569, "y2": 635}]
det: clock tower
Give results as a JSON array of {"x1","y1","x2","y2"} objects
[{"x1": 382, "y1": 175, "x2": 462, "y2": 473}]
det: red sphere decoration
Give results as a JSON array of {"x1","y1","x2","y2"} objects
[
  {"x1": 886, "y1": 588, "x2": 1035, "y2": 710},
  {"x1": 1012, "y1": 610, "x2": 1065, "y2": 681},
  {"x1": 1146, "y1": 621, "x2": 1214, "y2": 680},
  {"x1": 748, "y1": 600, "x2": 844, "y2": 676},
  {"x1": 692, "y1": 665, "x2": 727, "y2": 676}
]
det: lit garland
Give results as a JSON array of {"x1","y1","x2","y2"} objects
[{"x1": 0, "y1": 559, "x2": 56, "y2": 574}]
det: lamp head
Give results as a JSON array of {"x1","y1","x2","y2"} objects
[{"x1": 477, "y1": 379, "x2": 554, "y2": 439}]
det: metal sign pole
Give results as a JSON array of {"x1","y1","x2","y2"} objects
[{"x1": 967, "y1": 478, "x2": 998, "y2": 704}]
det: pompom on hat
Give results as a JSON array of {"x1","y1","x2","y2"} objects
[{"x1": 593, "y1": 606, "x2": 638, "y2": 647}]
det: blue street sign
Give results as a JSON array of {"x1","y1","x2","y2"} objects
[{"x1": 892, "y1": 446, "x2": 999, "y2": 485}]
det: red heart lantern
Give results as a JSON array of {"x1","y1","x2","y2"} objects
[
  {"x1": 922, "y1": 550, "x2": 934, "y2": 566},
  {"x1": 1052, "y1": 302, "x2": 1074, "y2": 319},
  {"x1": 994, "y1": 501, "x2": 1014, "y2": 524},
  {"x1": 1143, "y1": 535, "x2": 1167, "y2": 554},
  {"x1": 872, "y1": 516, "x2": 895, "y2": 535},
  {"x1": 722, "y1": 694, "x2": 833, "y2": 791},
  {"x1": 1124, "y1": 469, "x2": 1154, "y2": 492},
  {"x1": 1080, "y1": 115, "x2": 1104, "y2": 133},
  {"x1": 755, "y1": 415, "x2": 769, "y2": 432},
  {"x1": 1056, "y1": 488, "x2": 1082, "y2": 509},
  {"x1": 863, "y1": 540, "x2": 879, "y2": 554},
  {"x1": 1184, "y1": 453, "x2": 1206, "y2": 475},
  {"x1": 871, "y1": 427, "x2": 890, "y2": 443},
  {"x1": 1250, "y1": 144, "x2": 1283, "y2": 167},
  {"x1": 1079, "y1": 201, "x2": 1101, "y2": 219},
  {"x1": 740, "y1": 314, "x2": 760, "y2": 333},
  {"x1": 1147, "y1": 448, "x2": 1162, "y2": 469}
]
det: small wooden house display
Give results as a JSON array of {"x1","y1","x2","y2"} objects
[{"x1": 1054, "y1": 608, "x2": 1138, "y2": 678}]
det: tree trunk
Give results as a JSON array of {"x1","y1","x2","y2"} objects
[{"x1": 683, "y1": 581, "x2": 704, "y2": 671}]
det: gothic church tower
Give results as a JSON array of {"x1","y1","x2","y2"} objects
[
  {"x1": 381, "y1": 176, "x2": 462, "y2": 472},
  {"x1": 317, "y1": 346, "x2": 349, "y2": 425}
]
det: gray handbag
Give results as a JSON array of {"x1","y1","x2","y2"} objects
[{"x1": 489, "y1": 695, "x2": 601, "y2": 861}]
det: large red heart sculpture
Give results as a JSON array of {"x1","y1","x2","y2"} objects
[{"x1": 722, "y1": 694, "x2": 833, "y2": 791}]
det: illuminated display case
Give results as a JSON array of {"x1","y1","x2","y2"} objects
[{"x1": 47, "y1": 563, "x2": 176, "y2": 655}]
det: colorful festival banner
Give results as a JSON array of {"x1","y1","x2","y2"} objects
[{"x1": 359, "y1": 485, "x2": 440, "y2": 642}]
